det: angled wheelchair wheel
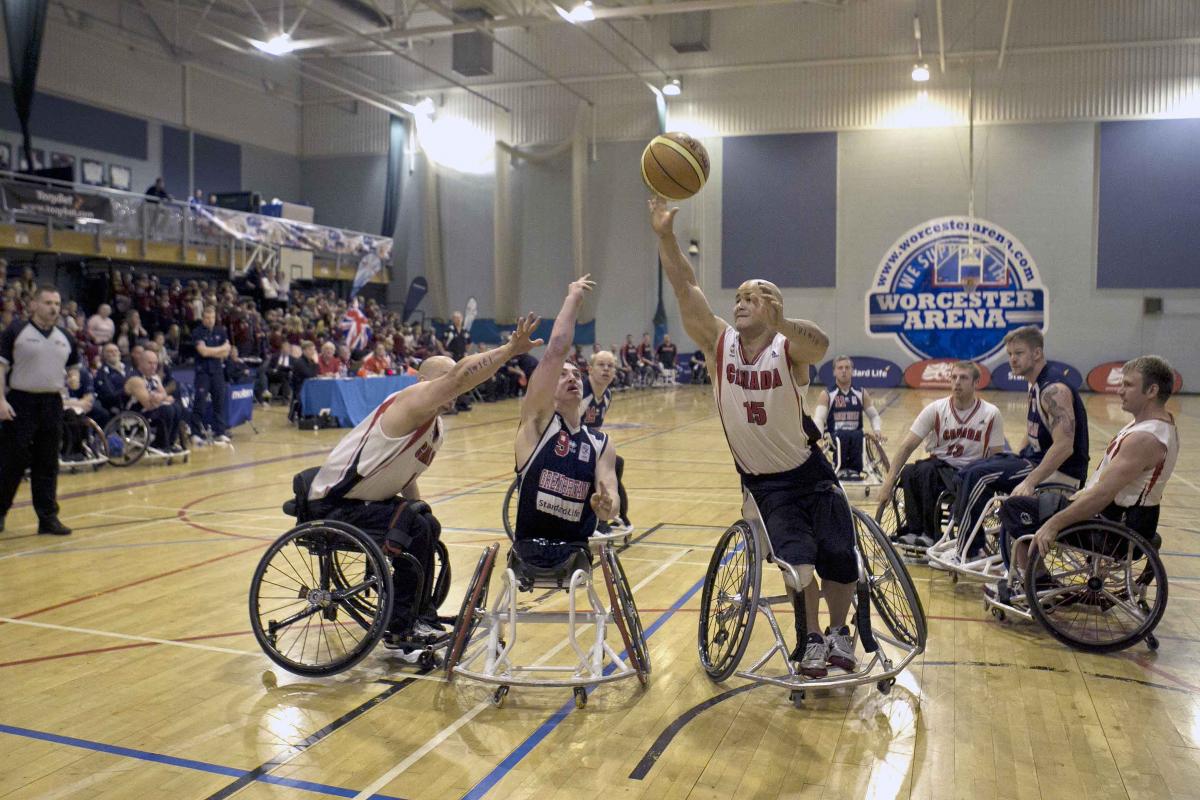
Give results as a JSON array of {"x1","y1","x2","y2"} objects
[
  {"x1": 852, "y1": 506, "x2": 927, "y2": 651},
  {"x1": 431, "y1": 538, "x2": 452, "y2": 610},
  {"x1": 501, "y1": 478, "x2": 519, "y2": 540},
  {"x1": 866, "y1": 434, "x2": 890, "y2": 481},
  {"x1": 445, "y1": 543, "x2": 499, "y2": 681},
  {"x1": 874, "y1": 483, "x2": 905, "y2": 540},
  {"x1": 698, "y1": 520, "x2": 761, "y2": 682},
  {"x1": 77, "y1": 417, "x2": 110, "y2": 469},
  {"x1": 1025, "y1": 520, "x2": 1167, "y2": 653},
  {"x1": 249, "y1": 521, "x2": 394, "y2": 677},
  {"x1": 600, "y1": 545, "x2": 649, "y2": 685},
  {"x1": 104, "y1": 412, "x2": 149, "y2": 467}
]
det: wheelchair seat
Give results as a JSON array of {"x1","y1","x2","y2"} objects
[
  {"x1": 283, "y1": 467, "x2": 322, "y2": 521},
  {"x1": 508, "y1": 540, "x2": 593, "y2": 591}
]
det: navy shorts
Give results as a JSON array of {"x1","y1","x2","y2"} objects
[{"x1": 742, "y1": 449, "x2": 858, "y2": 584}]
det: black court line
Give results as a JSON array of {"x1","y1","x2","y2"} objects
[
  {"x1": 620, "y1": 522, "x2": 664, "y2": 552},
  {"x1": 202, "y1": 674, "x2": 425, "y2": 800},
  {"x1": 627, "y1": 682, "x2": 761, "y2": 779}
]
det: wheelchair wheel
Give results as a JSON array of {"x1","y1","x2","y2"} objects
[
  {"x1": 80, "y1": 417, "x2": 109, "y2": 467},
  {"x1": 698, "y1": 520, "x2": 760, "y2": 682},
  {"x1": 600, "y1": 545, "x2": 650, "y2": 684},
  {"x1": 104, "y1": 412, "x2": 149, "y2": 467},
  {"x1": 1025, "y1": 521, "x2": 1167, "y2": 653},
  {"x1": 852, "y1": 506, "x2": 927, "y2": 650},
  {"x1": 865, "y1": 434, "x2": 890, "y2": 481},
  {"x1": 501, "y1": 478, "x2": 518, "y2": 540},
  {"x1": 445, "y1": 543, "x2": 499, "y2": 681},
  {"x1": 874, "y1": 484, "x2": 905, "y2": 540},
  {"x1": 249, "y1": 521, "x2": 394, "y2": 677},
  {"x1": 431, "y1": 538, "x2": 452, "y2": 609}
]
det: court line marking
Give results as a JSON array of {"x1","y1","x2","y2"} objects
[
  {"x1": 0, "y1": 630, "x2": 252, "y2": 669},
  {"x1": 0, "y1": 618, "x2": 253, "y2": 656},
  {"x1": 0, "y1": 723, "x2": 407, "y2": 800},
  {"x1": 349, "y1": 548, "x2": 692, "y2": 800}
]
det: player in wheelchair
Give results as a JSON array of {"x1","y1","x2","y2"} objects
[
  {"x1": 874, "y1": 361, "x2": 1004, "y2": 562},
  {"x1": 982, "y1": 356, "x2": 1178, "y2": 653},
  {"x1": 444, "y1": 277, "x2": 649, "y2": 708},
  {"x1": 59, "y1": 367, "x2": 110, "y2": 471},
  {"x1": 813, "y1": 355, "x2": 889, "y2": 488},
  {"x1": 102, "y1": 348, "x2": 190, "y2": 467},
  {"x1": 248, "y1": 316, "x2": 544, "y2": 676}
]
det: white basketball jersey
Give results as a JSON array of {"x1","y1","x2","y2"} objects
[
  {"x1": 714, "y1": 327, "x2": 813, "y2": 475},
  {"x1": 309, "y1": 392, "x2": 443, "y2": 502},
  {"x1": 1085, "y1": 417, "x2": 1179, "y2": 507},
  {"x1": 910, "y1": 397, "x2": 1004, "y2": 469}
]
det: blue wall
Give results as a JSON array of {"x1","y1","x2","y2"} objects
[
  {"x1": 721, "y1": 132, "x2": 837, "y2": 288},
  {"x1": 0, "y1": 82, "x2": 147, "y2": 160}
]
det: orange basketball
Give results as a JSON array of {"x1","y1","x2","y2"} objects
[{"x1": 641, "y1": 132, "x2": 710, "y2": 200}]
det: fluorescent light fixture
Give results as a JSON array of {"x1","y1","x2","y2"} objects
[
  {"x1": 662, "y1": 78, "x2": 681, "y2": 96},
  {"x1": 911, "y1": 62, "x2": 930, "y2": 82},
  {"x1": 252, "y1": 33, "x2": 296, "y2": 56},
  {"x1": 554, "y1": 1, "x2": 594, "y2": 23},
  {"x1": 414, "y1": 115, "x2": 494, "y2": 174},
  {"x1": 401, "y1": 97, "x2": 436, "y2": 117}
]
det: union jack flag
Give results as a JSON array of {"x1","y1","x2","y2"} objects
[{"x1": 340, "y1": 301, "x2": 371, "y2": 351}]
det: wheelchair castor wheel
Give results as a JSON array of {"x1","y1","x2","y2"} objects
[
  {"x1": 789, "y1": 689, "x2": 805, "y2": 709},
  {"x1": 492, "y1": 685, "x2": 509, "y2": 708},
  {"x1": 573, "y1": 687, "x2": 588, "y2": 709},
  {"x1": 418, "y1": 650, "x2": 439, "y2": 670},
  {"x1": 951, "y1": 573, "x2": 959, "y2": 584},
  {"x1": 1146, "y1": 634, "x2": 1160, "y2": 652},
  {"x1": 877, "y1": 678, "x2": 895, "y2": 695},
  {"x1": 991, "y1": 608, "x2": 1006, "y2": 622}
]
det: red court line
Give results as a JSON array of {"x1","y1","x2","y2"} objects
[
  {"x1": 0, "y1": 630, "x2": 254, "y2": 669},
  {"x1": 1118, "y1": 653, "x2": 1200, "y2": 693},
  {"x1": 177, "y1": 484, "x2": 280, "y2": 540}
]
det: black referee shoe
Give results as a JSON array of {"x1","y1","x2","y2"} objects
[
  {"x1": 37, "y1": 517, "x2": 72, "y2": 536},
  {"x1": 0, "y1": 514, "x2": 5, "y2": 533}
]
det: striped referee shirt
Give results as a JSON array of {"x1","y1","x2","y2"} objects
[{"x1": 0, "y1": 319, "x2": 80, "y2": 392}]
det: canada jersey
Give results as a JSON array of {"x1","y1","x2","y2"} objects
[
  {"x1": 515, "y1": 413, "x2": 608, "y2": 543},
  {"x1": 714, "y1": 327, "x2": 815, "y2": 475},
  {"x1": 910, "y1": 397, "x2": 1004, "y2": 469},
  {"x1": 826, "y1": 386, "x2": 864, "y2": 433},
  {"x1": 1021, "y1": 363, "x2": 1089, "y2": 481},
  {"x1": 309, "y1": 394, "x2": 443, "y2": 502},
  {"x1": 1085, "y1": 417, "x2": 1179, "y2": 507},
  {"x1": 580, "y1": 377, "x2": 611, "y2": 428}
]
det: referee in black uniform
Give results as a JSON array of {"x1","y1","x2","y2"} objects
[{"x1": 0, "y1": 285, "x2": 75, "y2": 535}]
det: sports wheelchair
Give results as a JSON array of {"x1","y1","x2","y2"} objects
[
  {"x1": 983, "y1": 518, "x2": 1167, "y2": 653},
  {"x1": 698, "y1": 488, "x2": 925, "y2": 708},
  {"x1": 822, "y1": 432, "x2": 890, "y2": 498},
  {"x1": 502, "y1": 476, "x2": 632, "y2": 544},
  {"x1": 443, "y1": 528, "x2": 648, "y2": 709},
  {"x1": 102, "y1": 409, "x2": 191, "y2": 467},
  {"x1": 925, "y1": 481, "x2": 1076, "y2": 583},
  {"x1": 248, "y1": 468, "x2": 452, "y2": 676},
  {"x1": 874, "y1": 483, "x2": 956, "y2": 565},
  {"x1": 59, "y1": 414, "x2": 110, "y2": 473}
]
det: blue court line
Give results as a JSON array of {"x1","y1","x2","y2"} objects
[
  {"x1": 459, "y1": 567, "x2": 711, "y2": 800},
  {"x1": 0, "y1": 723, "x2": 405, "y2": 799}
]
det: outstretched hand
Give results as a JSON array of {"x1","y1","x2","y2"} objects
[
  {"x1": 751, "y1": 287, "x2": 785, "y2": 334},
  {"x1": 567, "y1": 273, "x2": 596, "y2": 300},
  {"x1": 648, "y1": 194, "x2": 679, "y2": 238},
  {"x1": 590, "y1": 482, "x2": 615, "y2": 521},
  {"x1": 507, "y1": 312, "x2": 544, "y2": 355}
]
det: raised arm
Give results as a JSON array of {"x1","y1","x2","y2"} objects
[
  {"x1": 649, "y1": 196, "x2": 726, "y2": 359},
  {"x1": 520, "y1": 275, "x2": 594, "y2": 428},
  {"x1": 380, "y1": 313, "x2": 542, "y2": 438},
  {"x1": 753, "y1": 290, "x2": 829, "y2": 369},
  {"x1": 589, "y1": 441, "x2": 619, "y2": 521},
  {"x1": 1011, "y1": 382, "x2": 1076, "y2": 496}
]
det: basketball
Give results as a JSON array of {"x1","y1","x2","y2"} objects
[{"x1": 641, "y1": 132, "x2": 710, "y2": 200}]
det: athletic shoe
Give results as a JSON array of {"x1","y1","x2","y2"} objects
[
  {"x1": 792, "y1": 632, "x2": 828, "y2": 678},
  {"x1": 213, "y1": 434, "x2": 232, "y2": 445},
  {"x1": 596, "y1": 520, "x2": 613, "y2": 535},
  {"x1": 191, "y1": 435, "x2": 208, "y2": 447},
  {"x1": 618, "y1": 517, "x2": 634, "y2": 534},
  {"x1": 146, "y1": 446, "x2": 170, "y2": 458},
  {"x1": 37, "y1": 517, "x2": 72, "y2": 536},
  {"x1": 898, "y1": 532, "x2": 936, "y2": 548},
  {"x1": 825, "y1": 625, "x2": 856, "y2": 671},
  {"x1": 411, "y1": 620, "x2": 446, "y2": 640},
  {"x1": 169, "y1": 444, "x2": 185, "y2": 454}
]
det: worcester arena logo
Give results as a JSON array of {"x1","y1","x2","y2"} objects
[{"x1": 866, "y1": 216, "x2": 1047, "y2": 361}]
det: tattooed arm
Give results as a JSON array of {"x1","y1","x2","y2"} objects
[
  {"x1": 752, "y1": 290, "x2": 829, "y2": 372},
  {"x1": 1011, "y1": 382, "x2": 1078, "y2": 496}
]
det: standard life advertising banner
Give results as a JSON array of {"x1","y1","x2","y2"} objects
[{"x1": 1, "y1": 179, "x2": 113, "y2": 222}]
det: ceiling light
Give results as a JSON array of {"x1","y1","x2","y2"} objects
[
  {"x1": 401, "y1": 97, "x2": 436, "y2": 117},
  {"x1": 252, "y1": 33, "x2": 296, "y2": 56},
  {"x1": 554, "y1": 1, "x2": 594, "y2": 23},
  {"x1": 911, "y1": 63, "x2": 930, "y2": 82},
  {"x1": 662, "y1": 78, "x2": 681, "y2": 96}
]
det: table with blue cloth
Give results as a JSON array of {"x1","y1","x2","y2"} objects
[{"x1": 300, "y1": 375, "x2": 419, "y2": 427}]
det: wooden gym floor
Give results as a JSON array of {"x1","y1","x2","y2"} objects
[{"x1": 1, "y1": 385, "x2": 1198, "y2": 800}]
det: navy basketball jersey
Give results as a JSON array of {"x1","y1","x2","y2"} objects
[
  {"x1": 826, "y1": 385, "x2": 864, "y2": 433},
  {"x1": 516, "y1": 413, "x2": 609, "y2": 544},
  {"x1": 1021, "y1": 363, "x2": 1089, "y2": 481},
  {"x1": 580, "y1": 377, "x2": 611, "y2": 429}
]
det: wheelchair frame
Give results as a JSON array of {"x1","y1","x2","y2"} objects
[
  {"x1": 981, "y1": 520, "x2": 1167, "y2": 653},
  {"x1": 103, "y1": 409, "x2": 191, "y2": 467},
  {"x1": 875, "y1": 483, "x2": 955, "y2": 566},
  {"x1": 823, "y1": 432, "x2": 890, "y2": 498},
  {"x1": 59, "y1": 415, "x2": 110, "y2": 473},
  {"x1": 502, "y1": 476, "x2": 632, "y2": 543},
  {"x1": 698, "y1": 489, "x2": 925, "y2": 707},
  {"x1": 446, "y1": 531, "x2": 649, "y2": 708}
]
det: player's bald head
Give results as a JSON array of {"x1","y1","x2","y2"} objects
[{"x1": 418, "y1": 355, "x2": 455, "y2": 381}]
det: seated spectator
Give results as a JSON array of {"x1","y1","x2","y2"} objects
[
  {"x1": 61, "y1": 367, "x2": 98, "y2": 460},
  {"x1": 94, "y1": 343, "x2": 130, "y2": 415},
  {"x1": 690, "y1": 349, "x2": 709, "y2": 384},
  {"x1": 267, "y1": 345, "x2": 295, "y2": 401},
  {"x1": 124, "y1": 349, "x2": 184, "y2": 455},
  {"x1": 116, "y1": 310, "x2": 148, "y2": 355},
  {"x1": 289, "y1": 341, "x2": 320, "y2": 422},
  {"x1": 358, "y1": 341, "x2": 392, "y2": 377},
  {"x1": 317, "y1": 341, "x2": 343, "y2": 376},
  {"x1": 657, "y1": 334, "x2": 678, "y2": 375}
]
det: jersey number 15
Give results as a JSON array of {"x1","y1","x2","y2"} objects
[{"x1": 743, "y1": 401, "x2": 767, "y2": 426}]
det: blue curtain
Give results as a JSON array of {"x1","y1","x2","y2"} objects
[
  {"x1": 1, "y1": 0, "x2": 49, "y2": 171},
  {"x1": 381, "y1": 114, "x2": 406, "y2": 237}
]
